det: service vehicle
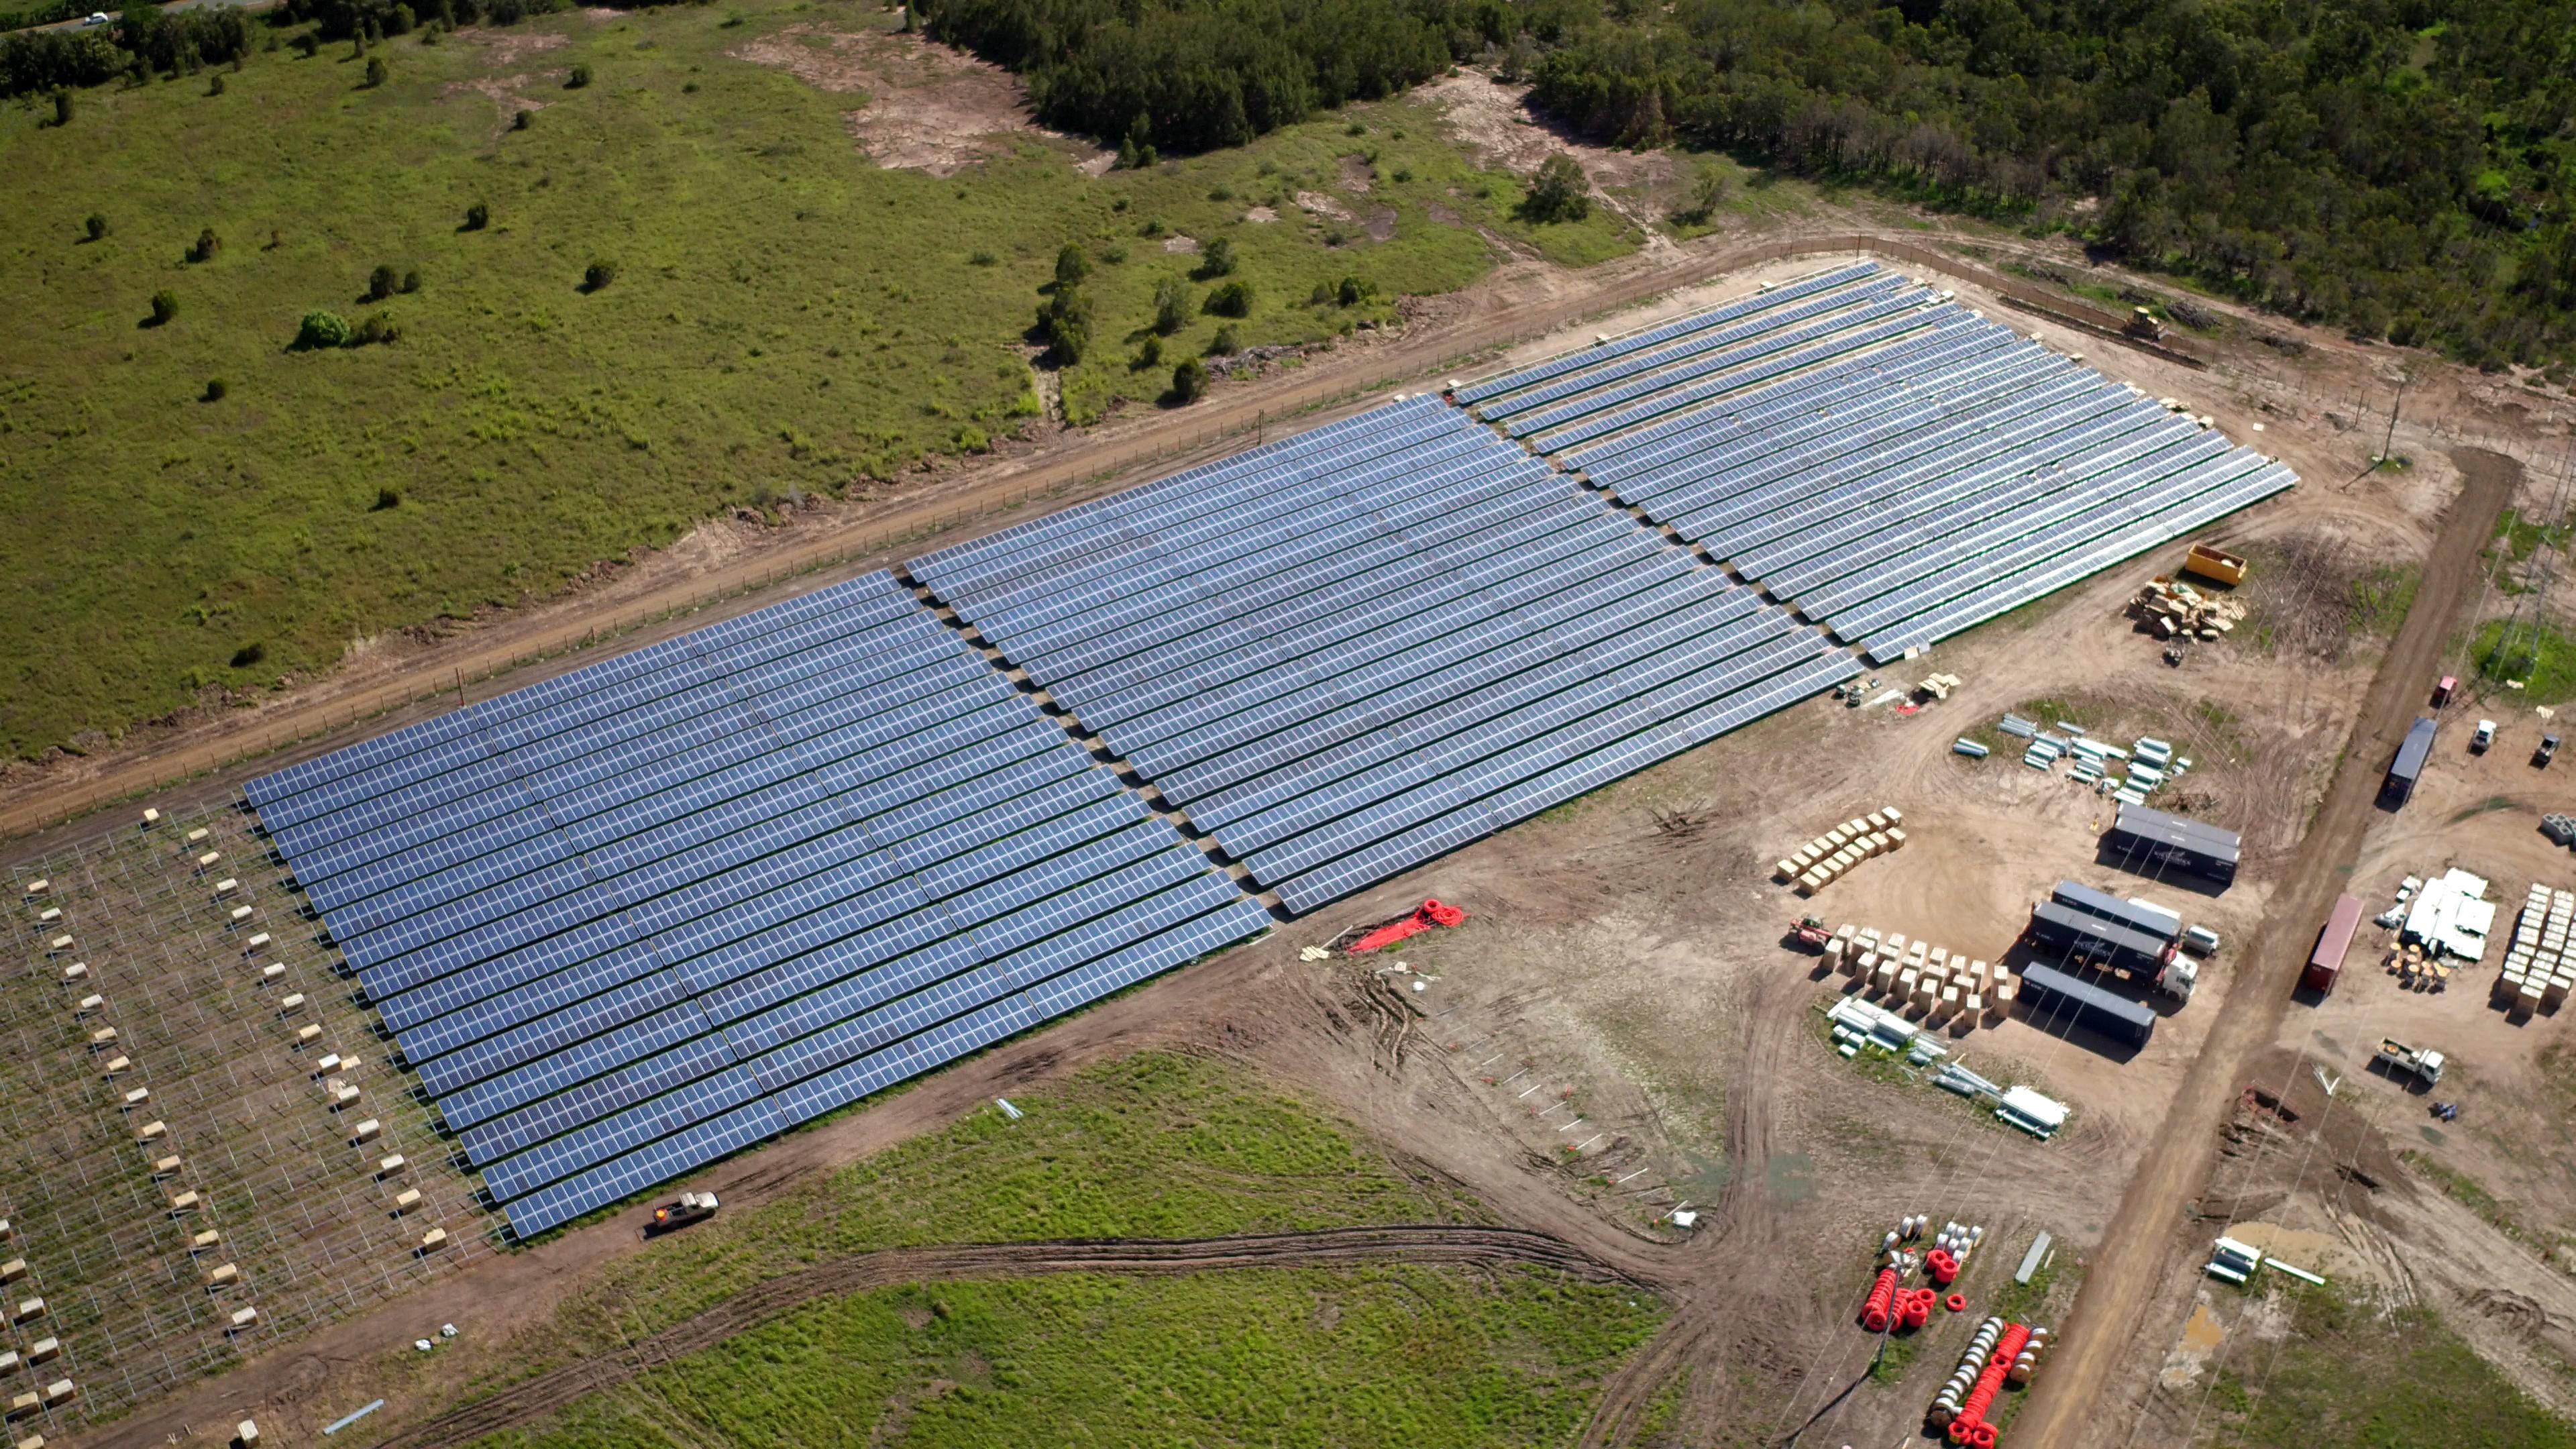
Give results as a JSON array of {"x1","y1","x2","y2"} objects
[
  {"x1": 2373, "y1": 1038, "x2": 2445, "y2": 1087},
  {"x1": 648, "y1": 1191, "x2": 720, "y2": 1232}
]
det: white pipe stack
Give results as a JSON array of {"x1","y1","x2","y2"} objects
[{"x1": 1931, "y1": 1318, "x2": 2006, "y2": 1424}]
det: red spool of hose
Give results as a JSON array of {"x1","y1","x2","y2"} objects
[
  {"x1": 1947, "y1": 1421, "x2": 1974, "y2": 1445},
  {"x1": 1902, "y1": 1294, "x2": 1931, "y2": 1330},
  {"x1": 1973, "y1": 1422, "x2": 1998, "y2": 1449},
  {"x1": 1860, "y1": 1267, "x2": 1899, "y2": 1332},
  {"x1": 1929, "y1": 1251, "x2": 1959, "y2": 1286},
  {"x1": 1946, "y1": 1293, "x2": 1968, "y2": 1313}
]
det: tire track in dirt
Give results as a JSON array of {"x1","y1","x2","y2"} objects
[
  {"x1": 2011, "y1": 447, "x2": 2520, "y2": 1448},
  {"x1": 1573, "y1": 969, "x2": 1806, "y2": 1448},
  {"x1": 375, "y1": 1226, "x2": 1648, "y2": 1448}
]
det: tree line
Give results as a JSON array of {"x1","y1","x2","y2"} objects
[
  {"x1": 1517, "y1": 0, "x2": 2576, "y2": 370},
  {"x1": 5, "y1": 7, "x2": 252, "y2": 96},
  {"x1": 916, "y1": 0, "x2": 1515, "y2": 152}
]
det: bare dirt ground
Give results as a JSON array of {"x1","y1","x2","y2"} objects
[
  {"x1": 32, "y1": 218, "x2": 2576, "y2": 1449},
  {"x1": 729, "y1": 26, "x2": 1112, "y2": 176},
  {"x1": 1421, "y1": 72, "x2": 1678, "y2": 251}
]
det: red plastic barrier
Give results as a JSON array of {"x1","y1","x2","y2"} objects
[
  {"x1": 1348, "y1": 900, "x2": 1468, "y2": 953},
  {"x1": 1860, "y1": 1268, "x2": 1900, "y2": 1332}
]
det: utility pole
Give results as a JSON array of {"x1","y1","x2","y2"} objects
[{"x1": 2377, "y1": 370, "x2": 2410, "y2": 466}]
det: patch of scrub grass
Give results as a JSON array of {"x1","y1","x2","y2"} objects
[
  {"x1": 2198, "y1": 1284, "x2": 2576, "y2": 1448},
  {"x1": 2473, "y1": 619, "x2": 2576, "y2": 704},
  {"x1": 0, "y1": 1, "x2": 1631, "y2": 757},
  {"x1": 2400, "y1": 1148, "x2": 2524, "y2": 1241},
  {"x1": 478, "y1": 1265, "x2": 1664, "y2": 1449},
  {"x1": 2495, "y1": 506, "x2": 2573, "y2": 561},
  {"x1": 2349, "y1": 562, "x2": 2420, "y2": 637},
  {"x1": 462, "y1": 1053, "x2": 1487, "y2": 1397}
]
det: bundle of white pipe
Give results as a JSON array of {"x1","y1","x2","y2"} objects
[
  {"x1": 1932, "y1": 1318, "x2": 2006, "y2": 1420},
  {"x1": 1884, "y1": 1230, "x2": 1901, "y2": 1252}
]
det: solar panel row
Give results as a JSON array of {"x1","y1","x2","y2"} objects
[
  {"x1": 910, "y1": 407, "x2": 1854, "y2": 913},
  {"x1": 247, "y1": 572, "x2": 1269, "y2": 1236},
  {"x1": 1471, "y1": 269, "x2": 2298, "y2": 661}
]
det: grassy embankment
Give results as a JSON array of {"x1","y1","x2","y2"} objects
[
  {"x1": 352, "y1": 1053, "x2": 1664, "y2": 1446},
  {"x1": 0, "y1": 0, "x2": 1635, "y2": 756}
]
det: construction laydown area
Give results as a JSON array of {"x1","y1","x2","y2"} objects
[{"x1": 1, "y1": 261, "x2": 2308, "y2": 1435}]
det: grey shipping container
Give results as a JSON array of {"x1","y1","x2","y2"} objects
[
  {"x1": 2106, "y1": 803, "x2": 2239, "y2": 885},
  {"x1": 2051, "y1": 880, "x2": 2184, "y2": 945},
  {"x1": 2017, "y1": 960, "x2": 2157, "y2": 1049},
  {"x1": 2381, "y1": 716, "x2": 2437, "y2": 805},
  {"x1": 2027, "y1": 901, "x2": 2178, "y2": 980}
]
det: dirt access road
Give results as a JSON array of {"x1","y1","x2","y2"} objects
[
  {"x1": 2012, "y1": 447, "x2": 2520, "y2": 1448},
  {"x1": 378, "y1": 1225, "x2": 1642, "y2": 1449},
  {"x1": 0, "y1": 231, "x2": 2148, "y2": 851}
]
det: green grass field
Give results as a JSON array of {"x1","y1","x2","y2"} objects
[
  {"x1": 2201, "y1": 1285, "x2": 2576, "y2": 1448},
  {"x1": 0, "y1": 1, "x2": 1635, "y2": 757},
  {"x1": 480, "y1": 1267, "x2": 1660, "y2": 1448},
  {"x1": 453, "y1": 1053, "x2": 1497, "y2": 1398}
]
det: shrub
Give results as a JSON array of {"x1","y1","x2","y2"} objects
[
  {"x1": 511, "y1": 108, "x2": 531, "y2": 130},
  {"x1": 582, "y1": 258, "x2": 617, "y2": 292},
  {"x1": 1208, "y1": 325, "x2": 1239, "y2": 356},
  {"x1": 83, "y1": 213, "x2": 107, "y2": 241},
  {"x1": 1669, "y1": 164, "x2": 1729, "y2": 226},
  {"x1": 201, "y1": 377, "x2": 227, "y2": 401},
  {"x1": 50, "y1": 89, "x2": 71, "y2": 126},
  {"x1": 1207, "y1": 184, "x2": 1232, "y2": 201},
  {"x1": 1053, "y1": 242, "x2": 1087, "y2": 288},
  {"x1": 351, "y1": 311, "x2": 399, "y2": 345},
  {"x1": 186, "y1": 227, "x2": 219, "y2": 263},
  {"x1": 372, "y1": 486, "x2": 400, "y2": 511},
  {"x1": 1519, "y1": 154, "x2": 1591, "y2": 223},
  {"x1": 1100, "y1": 245, "x2": 1127, "y2": 265},
  {"x1": 1196, "y1": 236, "x2": 1236, "y2": 278},
  {"x1": 400, "y1": 268, "x2": 421, "y2": 294},
  {"x1": 363, "y1": 54, "x2": 386, "y2": 87},
  {"x1": 1309, "y1": 281, "x2": 1332, "y2": 305},
  {"x1": 1133, "y1": 335, "x2": 1162, "y2": 369},
  {"x1": 464, "y1": 201, "x2": 489, "y2": 230},
  {"x1": 1036, "y1": 285, "x2": 1091, "y2": 363},
  {"x1": 566, "y1": 62, "x2": 590, "y2": 88},
  {"x1": 953, "y1": 425, "x2": 990, "y2": 453},
  {"x1": 967, "y1": 250, "x2": 998, "y2": 266},
  {"x1": 1151, "y1": 276, "x2": 1190, "y2": 335},
  {"x1": 148, "y1": 290, "x2": 178, "y2": 326},
  {"x1": 229, "y1": 641, "x2": 265, "y2": 668},
  {"x1": 1139, "y1": 217, "x2": 1164, "y2": 237},
  {"x1": 366, "y1": 263, "x2": 398, "y2": 301},
  {"x1": 1170, "y1": 356, "x2": 1208, "y2": 403},
  {"x1": 292, "y1": 32, "x2": 319, "y2": 56},
  {"x1": 1203, "y1": 278, "x2": 1253, "y2": 317},
  {"x1": 1389, "y1": 165, "x2": 1410, "y2": 183},
  {"x1": 206, "y1": 72, "x2": 223, "y2": 95},
  {"x1": 1336, "y1": 274, "x2": 1371, "y2": 307},
  {"x1": 294, "y1": 310, "x2": 352, "y2": 350}
]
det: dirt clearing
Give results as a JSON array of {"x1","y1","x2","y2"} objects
[{"x1": 731, "y1": 27, "x2": 1110, "y2": 176}]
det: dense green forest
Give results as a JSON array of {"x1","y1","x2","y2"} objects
[
  {"x1": 918, "y1": 0, "x2": 1518, "y2": 151},
  {"x1": 920, "y1": 0, "x2": 2576, "y2": 371}
]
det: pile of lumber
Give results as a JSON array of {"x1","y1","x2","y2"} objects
[
  {"x1": 2132, "y1": 576, "x2": 2246, "y2": 640},
  {"x1": 1777, "y1": 809, "x2": 1907, "y2": 897}
]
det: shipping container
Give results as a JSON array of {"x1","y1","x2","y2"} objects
[
  {"x1": 2106, "y1": 802, "x2": 2240, "y2": 885},
  {"x1": 2017, "y1": 960, "x2": 2157, "y2": 1049},
  {"x1": 2382, "y1": 717, "x2": 2436, "y2": 805},
  {"x1": 2027, "y1": 901, "x2": 2178, "y2": 979},
  {"x1": 2182, "y1": 542, "x2": 2249, "y2": 586},
  {"x1": 2304, "y1": 894, "x2": 2365, "y2": 994},
  {"x1": 2051, "y1": 880, "x2": 2184, "y2": 945}
]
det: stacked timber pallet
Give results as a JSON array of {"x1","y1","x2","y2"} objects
[
  {"x1": 2131, "y1": 576, "x2": 2247, "y2": 639},
  {"x1": 1776, "y1": 810, "x2": 1907, "y2": 897},
  {"x1": 2496, "y1": 885, "x2": 2575, "y2": 1019},
  {"x1": 1823, "y1": 924, "x2": 2015, "y2": 1032}
]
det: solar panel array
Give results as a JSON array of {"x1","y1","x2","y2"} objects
[
  {"x1": 1470, "y1": 262, "x2": 2298, "y2": 661},
  {"x1": 245, "y1": 572, "x2": 1269, "y2": 1236},
  {"x1": 243, "y1": 256, "x2": 2298, "y2": 1240},
  {"x1": 908, "y1": 398, "x2": 1858, "y2": 914}
]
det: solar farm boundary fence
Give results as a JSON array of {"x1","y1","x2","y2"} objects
[{"x1": 7, "y1": 233, "x2": 2206, "y2": 847}]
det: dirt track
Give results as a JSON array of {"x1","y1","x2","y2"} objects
[
  {"x1": 2010, "y1": 447, "x2": 2520, "y2": 1448},
  {"x1": 374, "y1": 1226, "x2": 1644, "y2": 1449},
  {"x1": 0, "y1": 232, "x2": 2150, "y2": 853}
]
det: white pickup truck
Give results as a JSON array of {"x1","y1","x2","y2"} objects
[{"x1": 2375, "y1": 1037, "x2": 2445, "y2": 1086}]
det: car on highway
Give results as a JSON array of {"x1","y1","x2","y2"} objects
[{"x1": 83, "y1": 11, "x2": 109, "y2": 22}]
